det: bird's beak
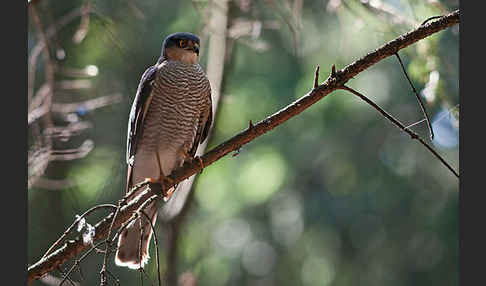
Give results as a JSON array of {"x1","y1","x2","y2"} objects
[{"x1": 185, "y1": 42, "x2": 199, "y2": 55}]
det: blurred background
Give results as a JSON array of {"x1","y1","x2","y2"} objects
[{"x1": 28, "y1": 0, "x2": 459, "y2": 285}]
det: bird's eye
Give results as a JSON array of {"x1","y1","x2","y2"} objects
[{"x1": 179, "y1": 40, "x2": 187, "y2": 48}]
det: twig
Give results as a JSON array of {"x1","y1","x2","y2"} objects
[
  {"x1": 266, "y1": 0, "x2": 300, "y2": 56},
  {"x1": 139, "y1": 267, "x2": 155, "y2": 286},
  {"x1": 39, "y1": 273, "x2": 80, "y2": 286},
  {"x1": 395, "y1": 52, "x2": 434, "y2": 139},
  {"x1": 42, "y1": 204, "x2": 118, "y2": 259},
  {"x1": 100, "y1": 201, "x2": 123, "y2": 286},
  {"x1": 138, "y1": 219, "x2": 144, "y2": 278},
  {"x1": 73, "y1": 2, "x2": 91, "y2": 43},
  {"x1": 105, "y1": 269, "x2": 121, "y2": 286},
  {"x1": 27, "y1": 10, "x2": 460, "y2": 283},
  {"x1": 59, "y1": 241, "x2": 109, "y2": 286},
  {"x1": 51, "y1": 94, "x2": 123, "y2": 114},
  {"x1": 405, "y1": 104, "x2": 459, "y2": 130},
  {"x1": 422, "y1": 15, "x2": 443, "y2": 26},
  {"x1": 29, "y1": 3, "x2": 56, "y2": 129},
  {"x1": 28, "y1": 143, "x2": 51, "y2": 188},
  {"x1": 99, "y1": 182, "x2": 153, "y2": 282},
  {"x1": 57, "y1": 266, "x2": 77, "y2": 286},
  {"x1": 340, "y1": 85, "x2": 458, "y2": 178},
  {"x1": 74, "y1": 258, "x2": 84, "y2": 283},
  {"x1": 28, "y1": 103, "x2": 51, "y2": 126},
  {"x1": 49, "y1": 139, "x2": 94, "y2": 161},
  {"x1": 44, "y1": 121, "x2": 93, "y2": 140},
  {"x1": 140, "y1": 211, "x2": 162, "y2": 286},
  {"x1": 163, "y1": 185, "x2": 198, "y2": 285}
]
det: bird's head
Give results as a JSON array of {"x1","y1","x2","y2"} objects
[{"x1": 161, "y1": 32, "x2": 200, "y2": 65}]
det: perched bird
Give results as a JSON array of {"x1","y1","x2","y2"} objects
[{"x1": 115, "y1": 32, "x2": 212, "y2": 269}]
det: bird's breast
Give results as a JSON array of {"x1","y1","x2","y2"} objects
[{"x1": 137, "y1": 61, "x2": 210, "y2": 153}]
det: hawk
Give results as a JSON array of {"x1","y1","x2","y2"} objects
[{"x1": 115, "y1": 32, "x2": 212, "y2": 269}]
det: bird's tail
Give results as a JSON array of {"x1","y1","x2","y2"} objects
[{"x1": 115, "y1": 203, "x2": 158, "y2": 269}]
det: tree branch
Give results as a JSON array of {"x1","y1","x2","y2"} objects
[
  {"x1": 395, "y1": 52, "x2": 434, "y2": 140},
  {"x1": 340, "y1": 85, "x2": 458, "y2": 178},
  {"x1": 27, "y1": 9, "x2": 459, "y2": 283}
]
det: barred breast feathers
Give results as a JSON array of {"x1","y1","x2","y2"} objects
[{"x1": 136, "y1": 60, "x2": 210, "y2": 152}]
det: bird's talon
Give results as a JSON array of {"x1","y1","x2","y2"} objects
[
  {"x1": 158, "y1": 175, "x2": 175, "y2": 199},
  {"x1": 163, "y1": 187, "x2": 175, "y2": 202},
  {"x1": 162, "y1": 176, "x2": 175, "y2": 186},
  {"x1": 195, "y1": 156, "x2": 204, "y2": 174}
]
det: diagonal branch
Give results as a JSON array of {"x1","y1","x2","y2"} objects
[
  {"x1": 395, "y1": 52, "x2": 434, "y2": 140},
  {"x1": 340, "y1": 85, "x2": 458, "y2": 178},
  {"x1": 27, "y1": 9, "x2": 459, "y2": 283}
]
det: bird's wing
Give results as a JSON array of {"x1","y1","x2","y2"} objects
[
  {"x1": 188, "y1": 84, "x2": 213, "y2": 158},
  {"x1": 126, "y1": 65, "x2": 158, "y2": 192},
  {"x1": 200, "y1": 89, "x2": 213, "y2": 144}
]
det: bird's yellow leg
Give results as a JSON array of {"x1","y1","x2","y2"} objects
[
  {"x1": 180, "y1": 148, "x2": 204, "y2": 174},
  {"x1": 194, "y1": 156, "x2": 204, "y2": 173}
]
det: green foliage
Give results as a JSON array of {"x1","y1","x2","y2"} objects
[{"x1": 67, "y1": 147, "x2": 119, "y2": 203}]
